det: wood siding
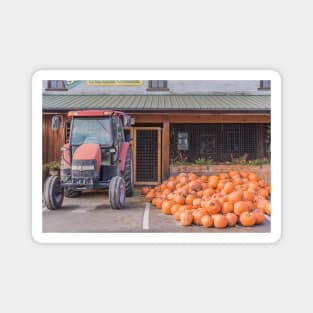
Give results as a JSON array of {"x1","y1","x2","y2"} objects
[{"x1": 42, "y1": 113, "x2": 67, "y2": 164}]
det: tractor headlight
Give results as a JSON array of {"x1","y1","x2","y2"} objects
[
  {"x1": 101, "y1": 150, "x2": 111, "y2": 165},
  {"x1": 72, "y1": 165, "x2": 95, "y2": 171}
]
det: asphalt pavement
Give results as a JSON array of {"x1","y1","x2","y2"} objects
[{"x1": 43, "y1": 189, "x2": 271, "y2": 233}]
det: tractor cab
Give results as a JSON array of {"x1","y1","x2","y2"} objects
[{"x1": 44, "y1": 110, "x2": 134, "y2": 210}]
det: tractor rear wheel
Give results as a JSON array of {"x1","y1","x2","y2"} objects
[
  {"x1": 109, "y1": 176, "x2": 126, "y2": 210},
  {"x1": 43, "y1": 176, "x2": 64, "y2": 210},
  {"x1": 122, "y1": 148, "x2": 134, "y2": 197},
  {"x1": 64, "y1": 188, "x2": 82, "y2": 198}
]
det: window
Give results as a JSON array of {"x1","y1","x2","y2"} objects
[
  {"x1": 259, "y1": 80, "x2": 271, "y2": 90},
  {"x1": 226, "y1": 129, "x2": 240, "y2": 153},
  {"x1": 71, "y1": 118, "x2": 113, "y2": 146},
  {"x1": 147, "y1": 80, "x2": 168, "y2": 90},
  {"x1": 112, "y1": 116, "x2": 125, "y2": 144},
  {"x1": 46, "y1": 80, "x2": 68, "y2": 91}
]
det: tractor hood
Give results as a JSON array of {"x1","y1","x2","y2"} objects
[{"x1": 72, "y1": 144, "x2": 101, "y2": 178}]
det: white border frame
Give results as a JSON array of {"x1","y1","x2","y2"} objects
[{"x1": 32, "y1": 70, "x2": 281, "y2": 244}]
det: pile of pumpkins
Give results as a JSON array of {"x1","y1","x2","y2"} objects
[{"x1": 142, "y1": 171, "x2": 271, "y2": 228}]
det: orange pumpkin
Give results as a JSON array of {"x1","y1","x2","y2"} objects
[
  {"x1": 239, "y1": 171, "x2": 249, "y2": 178},
  {"x1": 252, "y1": 209, "x2": 265, "y2": 225},
  {"x1": 256, "y1": 199, "x2": 270, "y2": 212},
  {"x1": 204, "y1": 199, "x2": 222, "y2": 215},
  {"x1": 248, "y1": 172, "x2": 259, "y2": 182},
  {"x1": 185, "y1": 194, "x2": 196, "y2": 205},
  {"x1": 243, "y1": 190, "x2": 254, "y2": 201},
  {"x1": 229, "y1": 171, "x2": 239, "y2": 178},
  {"x1": 196, "y1": 190, "x2": 204, "y2": 198},
  {"x1": 201, "y1": 215, "x2": 214, "y2": 228},
  {"x1": 173, "y1": 194, "x2": 185, "y2": 205},
  {"x1": 213, "y1": 214, "x2": 228, "y2": 228},
  {"x1": 257, "y1": 188, "x2": 270, "y2": 199},
  {"x1": 141, "y1": 187, "x2": 150, "y2": 195},
  {"x1": 222, "y1": 201, "x2": 234, "y2": 214},
  {"x1": 264, "y1": 202, "x2": 271, "y2": 215},
  {"x1": 200, "y1": 175, "x2": 208, "y2": 183},
  {"x1": 203, "y1": 188, "x2": 215, "y2": 197},
  {"x1": 234, "y1": 201, "x2": 250, "y2": 215},
  {"x1": 167, "y1": 180, "x2": 177, "y2": 191},
  {"x1": 193, "y1": 208, "x2": 208, "y2": 225},
  {"x1": 265, "y1": 185, "x2": 271, "y2": 195},
  {"x1": 232, "y1": 175, "x2": 243, "y2": 186},
  {"x1": 192, "y1": 198, "x2": 202, "y2": 209},
  {"x1": 228, "y1": 190, "x2": 243, "y2": 204},
  {"x1": 174, "y1": 211, "x2": 181, "y2": 221},
  {"x1": 179, "y1": 204, "x2": 193, "y2": 212},
  {"x1": 161, "y1": 200, "x2": 175, "y2": 215},
  {"x1": 155, "y1": 197, "x2": 163, "y2": 209},
  {"x1": 225, "y1": 213, "x2": 238, "y2": 227},
  {"x1": 180, "y1": 211, "x2": 193, "y2": 226},
  {"x1": 208, "y1": 176, "x2": 219, "y2": 189},
  {"x1": 188, "y1": 172, "x2": 198, "y2": 181},
  {"x1": 189, "y1": 180, "x2": 202, "y2": 192},
  {"x1": 240, "y1": 211, "x2": 256, "y2": 227},
  {"x1": 151, "y1": 198, "x2": 157, "y2": 206},
  {"x1": 245, "y1": 200, "x2": 254, "y2": 211},
  {"x1": 219, "y1": 173, "x2": 229, "y2": 180},
  {"x1": 170, "y1": 203, "x2": 181, "y2": 215},
  {"x1": 223, "y1": 182, "x2": 234, "y2": 194},
  {"x1": 145, "y1": 191, "x2": 155, "y2": 202}
]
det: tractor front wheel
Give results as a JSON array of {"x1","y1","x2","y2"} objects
[
  {"x1": 109, "y1": 176, "x2": 126, "y2": 210},
  {"x1": 43, "y1": 176, "x2": 64, "y2": 210}
]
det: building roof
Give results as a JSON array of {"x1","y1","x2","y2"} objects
[{"x1": 42, "y1": 95, "x2": 270, "y2": 112}]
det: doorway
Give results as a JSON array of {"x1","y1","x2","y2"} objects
[{"x1": 132, "y1": 127, "x2": 162, "y2": 185}]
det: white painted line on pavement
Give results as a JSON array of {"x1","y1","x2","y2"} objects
[{"x1": 142, "y1": 202, "x2": 150, "y2": 230}]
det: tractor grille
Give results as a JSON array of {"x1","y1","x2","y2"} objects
[{"x1": 72, "y1": 159, "x2": 98, "y2": 180}]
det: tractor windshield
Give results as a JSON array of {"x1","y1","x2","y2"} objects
[{"x1": 71, "y1": 118, "x2": 113, "y2": 146}]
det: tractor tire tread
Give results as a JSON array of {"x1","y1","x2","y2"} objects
[
  {"x1": 109, "y1": 176, "x2": 125, "y2": 210},
  {"x1": 122, "y1": 148, "x2": 134, "y2": 197},
  {"x1": 43, "y1": 176, "x2": 64, "y2": 210}
]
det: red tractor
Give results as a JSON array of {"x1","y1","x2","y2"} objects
[{"x1": 44, "y1": 110, "x2": 134, "y2": 210}]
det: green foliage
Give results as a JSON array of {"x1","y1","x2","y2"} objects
[
  {"x1": 194, "y1": 158, "x2": 207, "y2": 165},
  {"x1": 46, "y1": 160, "x2": 61, "y2": 170},
  {"x1": 193, "y1": 158, "x2": 214, "y2": 166},
  {"x1": 172, "y1": 161, "x2": 193, "y2": 166},
  {"x1": 248, "y1": 159, "x2": 268, "y2": 166}
]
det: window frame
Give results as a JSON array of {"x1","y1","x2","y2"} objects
[
  {"x1": 46, "y1": 80, "x2": 68, "y2": 91},
  {"x1": 258, "y1": 80, "x2": 271, "y2": 90},
  {"x1": 147, "y1": 80, "x2": 169, "y2": 91}
]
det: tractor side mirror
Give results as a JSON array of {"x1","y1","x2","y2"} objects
[
  {"x1": 123, "y1": 115, "x2": 134, "y2": 128},
  {"x1": 52, "y1": 116, "x2": 59, "y2": 130}
]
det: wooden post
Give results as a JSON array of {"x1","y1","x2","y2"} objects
[
  {"x1": 257, "y1": 126, "x2": 265, "y2": 159},
  {"x1": 162, "y1": 120, "x2": 170, "y2": 180}
]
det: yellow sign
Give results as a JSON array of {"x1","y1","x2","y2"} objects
[{"x1": 87, "y1": 80, "x2": 143, "y2": 86}]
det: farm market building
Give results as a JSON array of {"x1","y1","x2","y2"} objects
[{"x1": 42, "y1": 80, "x2": 271, "y2": 185}]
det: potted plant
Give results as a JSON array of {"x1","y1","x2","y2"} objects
[{"x1": 47, "y1": 160, "x2": 60, "y2": 176}]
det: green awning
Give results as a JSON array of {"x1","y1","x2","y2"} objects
[{"x1": 42, "y1": 95, "x2": 270, "y2": 112}]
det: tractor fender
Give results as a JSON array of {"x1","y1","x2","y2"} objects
[{"x1": 119, "y1": 142, "x2": 131, "y2": 172}]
